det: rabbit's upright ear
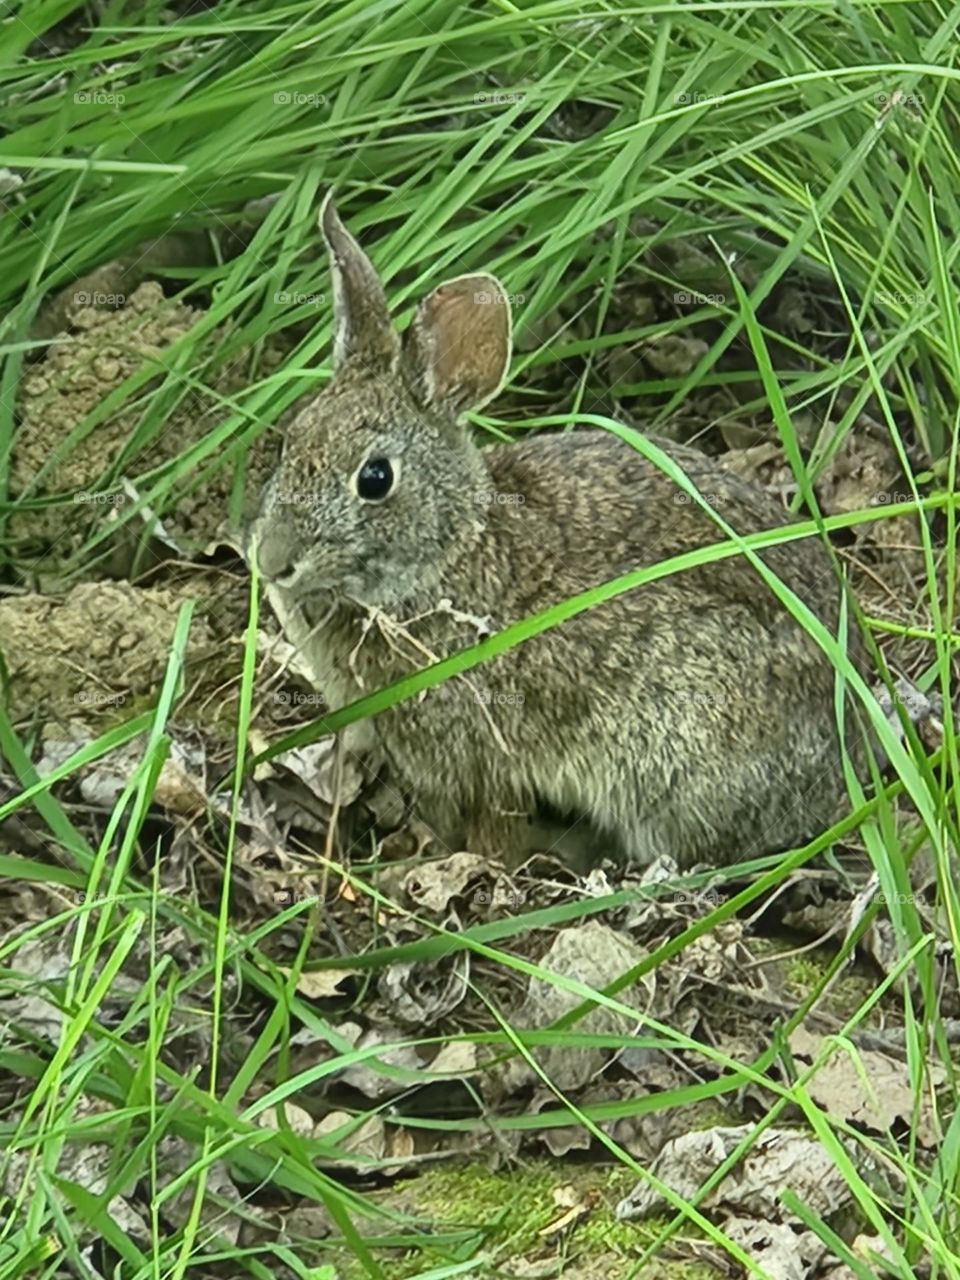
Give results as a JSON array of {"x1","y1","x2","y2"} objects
[
  {"x1": 402, "y1": 274, "x2": 511, "y2": 417},
  {"x1": 320, "y1": 193, "x2": 400, "y2": 372}
]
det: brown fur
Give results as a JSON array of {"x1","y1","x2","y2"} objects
[{"x1": 249, "y1": 197, "x2": 864, "y2": 868}]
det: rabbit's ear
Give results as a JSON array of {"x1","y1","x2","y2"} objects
[
  {"x1": 319, "y1": 193, "x2": 400, "y2": 371},
  {"x1": 402, "y1": 274, "x2": 511, "y2": 417}
]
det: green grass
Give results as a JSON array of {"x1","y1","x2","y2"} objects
[{"x1": 2, "y1": 1, "x2": 960, "y2": 1277}]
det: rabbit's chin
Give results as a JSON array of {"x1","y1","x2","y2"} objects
[
  {"x1": 288, "y1": 550, "x2": 444, "y2": 613},
  {"x1": 338, "y1": 576, "x2": 432, "y2": 612},
  {"x1": 296, "y1": 570, "x2": 431, "y2": 616}
]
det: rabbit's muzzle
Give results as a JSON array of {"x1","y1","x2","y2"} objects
[{"x1": 251, "y1": 517, "x2": 301, "y2": 586}]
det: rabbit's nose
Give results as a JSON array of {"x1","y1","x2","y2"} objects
[{"x1": 255, "y1": 529, "x2": 300, "y2": 585}]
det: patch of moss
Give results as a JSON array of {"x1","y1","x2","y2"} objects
[
  {"x1": 787, "y1": 956, "x2": 828, "y2": 993},
  {"x1": 786, "y1": 952, "x2": 878, "y2": 1024},
  {"x1": 335, "y1": 1160, "x2": 725, "y2": 1280}
]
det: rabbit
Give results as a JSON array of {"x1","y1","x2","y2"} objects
[{"x1": 249, "y1": 193, "x2": 865, "y2": 869}]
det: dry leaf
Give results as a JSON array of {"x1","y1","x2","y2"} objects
[
  {"x1": 789, "y1": 1027, "x2": 944, "y2": 1147},
  {"x1": 402, "y1": 852, "x2": 492, "y2": 913},
  {"x1": 256, "y1": 1102, "x2": 317, "y2": 1137},
  {"x1": 293, "y1": 968, "x2": 361, "y2": 999},
  {"x1": 491, "y1": 922, "x2": 650, "y2": 1096},
  {"x1": 724, "y1": 1217, "x2": 825, "y2": 1280},
  {"x1": 616, "y1": 1125, "x2": 852, "y2": 1225}
]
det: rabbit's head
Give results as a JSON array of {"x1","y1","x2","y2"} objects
[{"x1": 252, "y1": 195, "x2": 512, "y2": 609}]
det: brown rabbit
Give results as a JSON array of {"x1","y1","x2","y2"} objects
[{"x1": 250, "y1": 194, "x2": 863, "y2": 868}]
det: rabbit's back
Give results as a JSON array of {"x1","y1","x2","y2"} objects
[
  {"x1": 300, "y1": 429, "x2": 859, "y2": 867},
  {"x1": 483, "y1": 429, "x2": 837, "y2": 623},
  {"x1": 253, "y1": 200, "x2": 861, "y2": 868}
]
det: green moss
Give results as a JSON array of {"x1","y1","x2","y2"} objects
[
  {"x1": 334, "y1": 1160, "x2": 724, "y2": 1280},
  {"x1": 786, "y1": 952, "x2": 878, "y2": 1024},
  {"x1": 787, "y1": 956, "x2": 827, "y2": 993}
]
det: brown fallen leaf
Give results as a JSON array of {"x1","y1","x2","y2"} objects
[
  {"x1": 315, "y1": 1111, "x2": 386, "y2": 1164},
  {"x1": 490, "y1": 922, "x2": 651, "y2": 1097},
  {"x1": 616, "y1": 1124, "x2": 858, "y2": 1225},
  {"x1": 255, "y1": 1102, "x2": 316, "y2": 1137},
  {"x1": 789, "y1": 1026, "x2": 944, "y2": 1147},
  {"x1": 292, "y1": 967, "x2": 361, "y2": 999},
  {"x1": 724, "y1": 1217, "x2": 825, "y2": 1280},
  {"x1": 402, "y1": 851, "x2": 492, "y2": 913}
]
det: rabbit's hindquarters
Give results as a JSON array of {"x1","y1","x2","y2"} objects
[{"x1": 370, "y1": 583, "x2": 851, "y2": 871}]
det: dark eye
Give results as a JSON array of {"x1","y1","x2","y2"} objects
[{"x1": 355, "y1": 457, "x2": 396, "y2": 502}]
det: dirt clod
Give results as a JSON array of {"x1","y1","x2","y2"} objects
[
  {"x1": 9, "y1": 281, "x2": 281, "y2": 577},
  {"x1": 0, "y1": 580, "x2": 215, "y2": 724}
]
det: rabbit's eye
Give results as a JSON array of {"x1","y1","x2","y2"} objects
[{"x1": 355, "y1": 456, "x2": 397, "y2": 503}]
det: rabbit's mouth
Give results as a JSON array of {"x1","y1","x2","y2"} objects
[
  {"x1": 251, "y1": 507, "x2": 444, "y2": 610},
  {"x1": 273, "y1": 557, "x2": 424, "y2": 614}
]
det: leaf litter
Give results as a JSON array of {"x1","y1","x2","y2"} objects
[{"x1": 0, "y1": 228, "x2": 957, "y2": 1280}]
